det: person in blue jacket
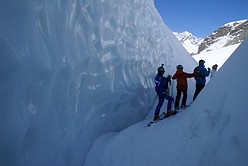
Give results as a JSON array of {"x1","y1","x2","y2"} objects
[
  {"x1": 153, "y1": 64, "x2": 174, "y2": 121},
  {"x1": 193, "y1": 59, "x2": 211, "y2": 101}
]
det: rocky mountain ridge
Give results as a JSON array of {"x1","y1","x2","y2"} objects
[
  {"x1": 198, "y1": 19, "x2": 248, "y2": 53},
  {"x1": 174, "y1": 19, "x2": 248, "y2": 54}
]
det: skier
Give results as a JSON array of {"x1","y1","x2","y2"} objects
[
  {"x1": 193, "y1": 59, "x2": 211, "y2": 101},
  {"x1": 153, "y1": 64, "x2": 174, "y2": 121},
  {"x1": 210, "y1": 64, "x2": 218, "y2": 78},
  {"x1": 172, "y1": 65, "x2": 195, "y2": 110}
]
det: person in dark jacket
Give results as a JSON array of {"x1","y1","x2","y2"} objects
[
  {"x1": 153, "y1": 64, "x2": 174, "y2": 121},
  {"x1": 193, "y1": 60, "x2": 211, "y2": 101},
  {"x1": 172, "y1": 65, "x2": 195, "y2": 109}
]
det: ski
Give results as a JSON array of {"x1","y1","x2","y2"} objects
[
  {"x1": 147, "y1": 111, "x2": 178, "y2": 127},
  {"x1": 147, "y1": 104, "x2": 191, "y2": 127},
  {"x1": 175, "y1": 104, "x2": 191, "y2": 111}
]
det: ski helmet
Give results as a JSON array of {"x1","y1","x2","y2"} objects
[
  {"x1": 199, "y1": 59, "x2": 205, "y2": 64},
  {"x1": 176, "y1": 64, "x2": 183, "y2": 70},
  {"x1": 157, "y1": 64, "x2": 165, "y2": 72},
  {"x1": 212, "y1": 64, "x2": 218, "y2": 70}
]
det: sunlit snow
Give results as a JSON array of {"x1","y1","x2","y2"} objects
[{"x1": 193, "y1": 43, "x2": 240, "y2": 68}]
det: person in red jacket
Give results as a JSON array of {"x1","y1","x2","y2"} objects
[{"x1": 172, "y1": 65, "x2": 195, "y2": 110}]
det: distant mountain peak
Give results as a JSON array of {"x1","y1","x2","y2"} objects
[{"x1": 173, "y1": 31, "x2": 203, "y2": 55}]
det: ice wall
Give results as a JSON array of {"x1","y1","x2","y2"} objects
[{"x1": 0, "y1": 0, "x2": 195, "y2": 165}]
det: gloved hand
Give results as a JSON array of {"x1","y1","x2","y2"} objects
[
  {"x1": 166, "y1": 75, "x2": 172, "y2": 85},
  {"x1": 208, "y1": 67, "x2": 211, "y2": 72}
]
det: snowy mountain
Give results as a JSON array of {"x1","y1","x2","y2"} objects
[
  {"x1": 198, "y1": 19, "x2": 248, "y2": 53},
  {"x1": 1, "y1": 0, "x2": 248, "y2": 166},
  {"x1": 174, "y1": 20, "x2": 248, "y2": 54},
  {"x1": 173, "y1": 31, "x2": 203, "y2": 55}
]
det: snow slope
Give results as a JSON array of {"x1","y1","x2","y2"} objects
[
  {"x1": 193, "y1": 43, "x2": 240, "y2": 83},
  {"x1": 0, "y1": 0, "x2": 196, "y2": 166},
  {"x1": 193, "y1": 43, "x2": 240, "y2": 69},
  {"x1": 85, "y1": 38, "x2": 248, "y2": 166}
]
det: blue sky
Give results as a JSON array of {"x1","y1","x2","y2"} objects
[{"x1": 154, "y1": 0, "x2": 248, "y2": 38}]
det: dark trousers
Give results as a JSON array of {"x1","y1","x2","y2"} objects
[
  {"x1": 154, "y1": 92, "x2": 174, "y2": 116},
  {"x1": 175, "y1": 89, "x2": 187, "y2": 108},
  {"x1": 193, "y1": 84, "x2": 205, "y2": 101}
]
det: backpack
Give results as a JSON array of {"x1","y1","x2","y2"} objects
[{"x1": 194, "y1": 66, "x2": 201, "y2": 80}]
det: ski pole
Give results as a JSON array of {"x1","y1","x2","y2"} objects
[{"x1": 171, "y1": 79, "x2": 174, "y2": 98}]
